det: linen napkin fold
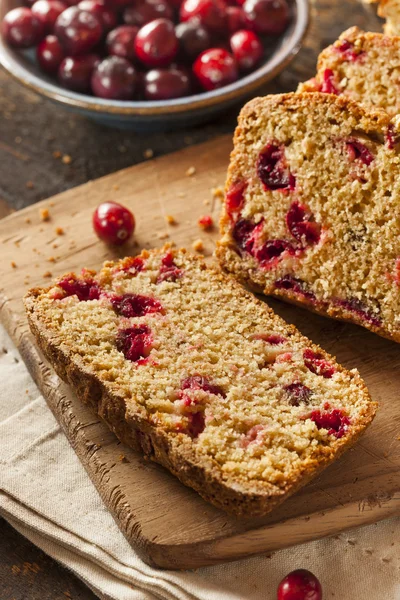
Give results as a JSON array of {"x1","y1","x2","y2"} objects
[{"x1": 1, "y1": 323, "x2": 399, "y2": 600}]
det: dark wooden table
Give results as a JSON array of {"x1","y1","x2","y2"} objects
[{"x1": 0, "y1": 2, "x2": 382, "y2": 595}]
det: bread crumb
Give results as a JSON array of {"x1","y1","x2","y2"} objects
[
  {"x1": 212, "y1": 186, "x2": 224, "y2": 200},
  {"x1": 52, "y1": 243, "x2": 58, "y2": 249},
  {"x1": 198, "y1": 215, "x2": 213, "y2": 230},
  {"x1": 203, "y1": 199, "x2": 211, "y2": 206},
  {"x1": 112, "y1": 184, "x2": 120, "y2": 191},
  {"x1": 165, "y1": 215, "x2": 177, "y2": 225},
  {"x1": 40, "y1": 208, "x2": 50, "y2": 221},
  {"x1": 14, "y1": 241, "x2": 20, "y2": 247},
  {"x1": 10, "y1": 261, "x2": 17, "y2": 268},
  {"x1": 49, "y1": 201, "x2": 55, "y2": 207},
  {"x1": 25, "y1": 217, "x2": 31, "y2": 224},
  {"x1": 144, "y1": 148, "x2": 154, "y2": 159},
  {"x1": 15, "y1": 136, "x2": 22, "y2": 144},
  {"x1": 55, "y1": 227, "x2": 64, "y2": 235},
  {"x1": 48, "y1": 257, "x2": 56, "y2": 263},
  {"x1": 192, "y1": 238, "x2": 204, "y2": 252},
  {"x1": 157, "y1": 232, "x2": 170, "y2": 240},
  {"x1": 43, "y1": 271, "x2": 52, "y2": 278},
  {"x1": 62, "y1": 154, "x2": 72, "y2": 164},
  {"x1": 26, "y1": 181, "x2": 34, "y2": 189},
  {"x1": 178, "y1": 192, "x2": 186, "y2": 198},
  {"x1": 186, "y1": 166, "x2": 196, "y2": 177},
  {"x1": 53, "y1": 150, "x2": 62, "y2": 159}
]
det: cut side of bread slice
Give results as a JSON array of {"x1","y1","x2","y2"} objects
[
  {"x1": 216, "y1": 92, "x2": 400, "y2": 343},
  {"x1": 25, "y1": 247, "x2": 376, "y2": 517},
  {"x1": 298, "y1": 27, "x2": 400, "y2": 116}
]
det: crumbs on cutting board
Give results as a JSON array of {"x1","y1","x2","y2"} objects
[{"x1": 40, "y1": 208, "x2": 50, "y2": 221}]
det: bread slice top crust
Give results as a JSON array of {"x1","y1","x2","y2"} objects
[
  {"x1": 217, "y1": 92, "x2": 400, "y2": 342},
  {"x1": 298, "y1": 27, "x2": 400, "y2": 116},
  {"x1": 25, "y1": 247, "x2": 376, "y2": 516}
]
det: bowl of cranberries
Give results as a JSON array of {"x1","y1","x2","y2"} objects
[{"x1": 0, "y1": 0, "x2": 309, "y2": 130}]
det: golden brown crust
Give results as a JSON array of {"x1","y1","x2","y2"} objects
[{"x1": 24, "y1": 247, "x2": 377, "y2": 517}]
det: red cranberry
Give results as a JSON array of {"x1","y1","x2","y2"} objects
[
  {"x1": 104, "y1": 0, "x2": 132, "y2": 6},
  {"x1": 309, "y1": 407, "x2": 350, "y2": 438},
  {"x1": 106, "y1": 25, "x2": 139, "y2": 62},
  {"x1": 116, "y1": 325, "x2": 153, "y2": 363},
  {"x1": 78, "y1": 0, "x2": 117, "y2": 32},
  {"x1": 335, "y1": 297, "x2": 381, "y2": 327},
  {"x1": 277, "y1": 569, "x2": 322, "y2": 600},
  {"x1": 110, "y1": 293, "x2": 164, "y2": 317},
  {"x1": 198, "y1": 214, "x2": 213, "y2": 229},
  {"x1": 57, "y1": 275, "x2": 101, "y2": 301},
  {"x1": 180, "y1": 0, "x2": 227, "y2": 33},
  {"x1": 180, "y1": 375, "x2": 225, "y2": 396},
  {"x1": 193, "y1": 48, "x2": 238, "y2": 90},
  {"x1": 134, "y1": 19, "x2": 178, "y2": 68},
  {"x1": 243, "y1": 0, "x2": 290, "y2": 35},
  {"x1": 252, "y1": 333, "x2": 287, "y2": 344},
  {"x1": 175, "y1": 21, "x2": 211, "y2": 61},
  {"x1": 257, "y1": 143, "x2": 295, "y2": 191},
  {"x1": 232, "y1": 218, "x2": 258, "y2": 253},
  {"x1": 230, "y1": 29, "x2": 262, "y2": 70},
  {"x1": 320, "y1": 68, "x2": 339, "y2": 94},
  {"x1": 335, "y1": 39, "x2": 364, "y2": 62},
  {"x1": 156, "y1": 252, "x2": 184, "y2": 283},
  {"x1": 275, "y1": 275, "x2": 317, "y2": 303},
  {"x1": 58, "y1": 54, "x2": 99, "y2": 92},
  {"x1": 255, "y1": 239, "x2": 294, "y2": 266},
  {"x1": 2, "y1": 7, "x2": 45, "y2": 48},
  {"x1": 144, "y1": 67, "x2": 191, "y2": 100},
  {"x1": 91, "y1": 56, "x2": 137, "y2": 99},
  {"x1": 345, "y1": 138, "x2": 374, "y2": 166},
  {"x1": 92, "y1": 201, "x2": 135, "y2": 245},
  {"x1": 225, "y1": 179, "x2": 246, "y2": 218},
  {"x1": 303, "y1": 349, "x2": 335, "y2": 379},
  {"x1": 286, "y1": 201, "x2": 321, "y2": 245},
  {"x1": 37, "y1": 34, "x2": 65, "y2": 73},
  {"x1": 54, "y1": 7, "x2": 103, "y2": 55},
  {"x1": 119, "y1": 255, "x2": 146, "y2": 274},
  {"x1": 283, "y1": 383, "x2": 312, "y2": 406},
  {"x1": 187, "y1": 411, "x2": 205, "y2": 438},
  {"x1": 124, "y1": 0, "x2": 173, "y2": 28},
  {"x1": 226, "y1": 6, "x2": 245, "y2": 32},
  {"x1": 31, "y1": 0, "x2": 67, "y2": 33}
]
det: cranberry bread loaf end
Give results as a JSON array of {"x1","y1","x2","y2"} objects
[
  {"x1": 297, "y1": 27, "x2": 400, "y2": 117},
  {"x1": 25, "y1": 247, "x2": 376, "y2": 517},
  {"x1": 216, "y1": 92, "x2": 400, "y2": 343}
]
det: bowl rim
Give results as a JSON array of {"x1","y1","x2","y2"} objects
[{"x1": 0, "y1": 0, "x2": 310, "y2": 116}]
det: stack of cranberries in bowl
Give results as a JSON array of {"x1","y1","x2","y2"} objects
[{"x1": 1, "y1": 0, "x2": 291, "y2": 101}]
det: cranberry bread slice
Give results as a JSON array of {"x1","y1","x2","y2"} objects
[
  {"x1": 379, "y1": 0, "x2": 400, "y2": 35},
  {"x1": 216, "y1": 92, "x2": 400, "y2": 343},
  {"x1": 297, "y1": 27, "x2": 400, "y2": 116},
  {"x1": 25, "y1": 247, "x2": 376, "y2": 517}
]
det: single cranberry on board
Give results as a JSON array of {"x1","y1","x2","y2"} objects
[
  {"x1": 277, "y1": 569, "x2": 322, "y2": 600},
  {"x1": 93, "y1": 201, "x2": 135, "y2": 246},
  {"x1": 2, "y1": 7, "x2": 45, "y2": 48}
]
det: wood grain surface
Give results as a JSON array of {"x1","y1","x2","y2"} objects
[{"x1": 1, "y1": 131, "x2": 400, "y2": 569}]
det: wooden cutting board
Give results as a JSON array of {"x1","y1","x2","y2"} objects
[{"x1": 1, "y1": 135, "x2": 400, "y2": 569}]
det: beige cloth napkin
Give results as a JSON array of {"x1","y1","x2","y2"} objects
[{"x1": 1, "y1": 324, "x2": 399, "y2": 600}]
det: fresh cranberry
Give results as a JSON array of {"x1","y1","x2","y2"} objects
[
  {"x1": 187, "y1": 411, "x2": 205, "y2": 437},
  {"x1": 78, "y1": 0, "x2": 117, "y2": 32},
  {"x1": 91, "y1": 56, "x2": 137, "y2": 99},
  {"x1": 303, "y1": 349, "x2": 335, "y2": 379},
  {"x1": 57, "y1": 275, "x2": 101, "y2": 301},
  {"x1": 156, "y1": 252, "x2": 184, "y2": 283},
  {"x1": 110, "y1": 293, "x2": 164, "y2": 317},
  {"x1": 175, "y1": 21, "x2": 211, "y2": 61},
  {"x1": 2, "y1": 7, "x2": 45, "y2": 48},
  {"x1": 144, "y1": 67, "x2": 191, "y2": 100},
  {"x1": 309, "y1": 407, "x2": 350, "y2": 438},
  {"x1": 198, "y1": 214, "x2": 213, "y2": 229},
  {"x1": 226, "y1": 6, "x2": 245, "y2": 32},
  {"x1": 104, "y1": 0, "x2": 131, "y2": 6},
  {"x1": 320, "y1": 68, "x2": 339, "y2": 94},
  {"x1": 180, "y1": 0, "x2": 227, "y2": 33},
  {"x1": 120, "y1": 256, "x2": 146, "y2": 274},
  {"x1": 335, "y1": 297, "x2": 381, "y2": 327},
  {"x1": 106, "y1": 26, "x2": 139, "y2": 62},
  {"x1": 335, "y1": 39, "x2": 364, "y2": 62},
  {"x1": 230, "y1": 29, "x2": 262, "y2": 70},
  {"x1": 345, "y1": 138, "x2": 374, "y2": 166},
  {"x1": 243, "y1": 0, "x2": 290, "y2": 35},
  {"x1": 124, "y1": 0, "x2": 173, "y2": 27},
  {"x1": 134, "y1": 19, "x2": 178, "y2": 68},
  {"x1": 255, "y1": 239, "x2": 295, "y2": 267},
  {"x1": 93, "y1": 201, "x2": 135, "y2": 245},
  {"x1": 181, "y1": 374, "x2": 225, "y2": 396},
  {"x1": 193, "y1": 48, "x2": 238, "y2": 91},
  {"x1": 54, "y1": 7, "x2": 102, "y2": 55},
  {"x1": 286, "y1": 201, "x2": 321, "y2": 245},
  {"x1": 225, "y1": 180, "x2": 247, "y2": 218},
  {"x1": 31, "y1": 0, "x2": 67, "y2": 33},
  {"x1": 37, "y1": 34, "x2": 65, "y2": 73},
  {"x1": 257, "y1": 143, "x2": 295, "y2": 191},
  {"x1": 277, "y1": 569, "x2": 322, "y2": 600},
  {"x1": 275, "y1": 276, "x2": 317, "y2": 303},
  {"x1": 58, "y1": 54, "x2": 99, "y2": 92},
  {"x1": 283, "y1": 382, "x2": 312, "y2": 406},
  {"x1": 116, "y1": 325, "x2": 153, "y2": 363}
]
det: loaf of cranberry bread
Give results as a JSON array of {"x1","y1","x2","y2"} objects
[
  {"x1": 25, "y1": 247, "x2": 376, "y2": 516},
  {"x1": 216, "y1": 92, "x2": 400, "y2": 343},
  {"x1": 298, "y1": 27, "x2": 400, "y2": 116}
]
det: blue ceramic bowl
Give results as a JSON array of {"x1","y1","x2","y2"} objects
[{"x1": 0, "y1": 0, "x2": 309, "y2": 131}]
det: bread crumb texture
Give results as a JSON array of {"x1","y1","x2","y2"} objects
[
  {"x1": 25, "y1": 247, "x2": 376, "y2": 513},
  {"x1": 217, "y1": 92, "x2": 400, "y2": 343}
]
